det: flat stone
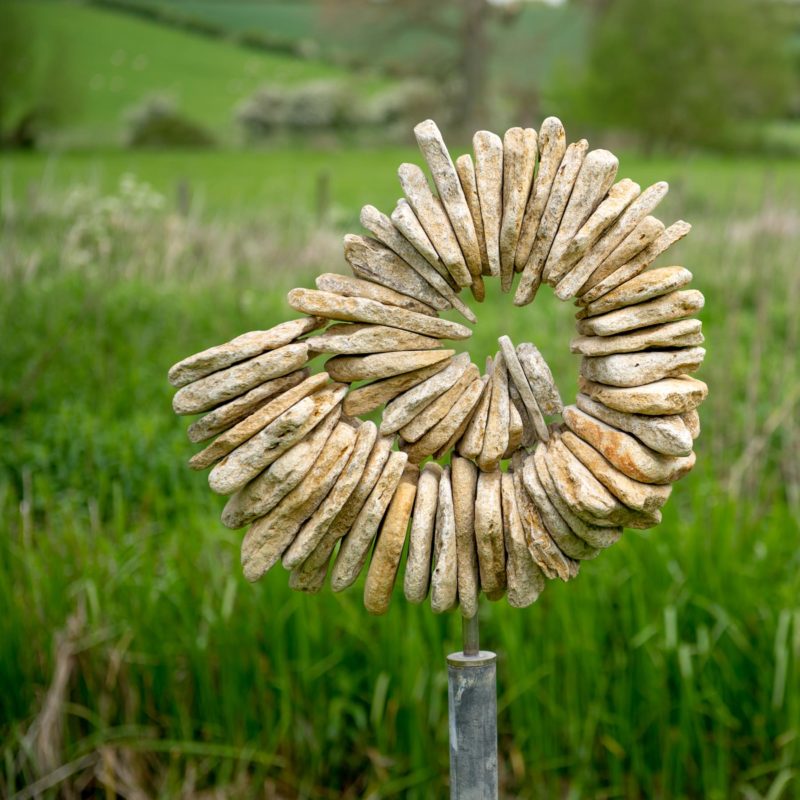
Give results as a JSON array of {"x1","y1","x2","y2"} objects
[
  {"x1": 478, "y1": 354, "x2": 510, "y2": 471},
  {"x1": 315, "y1": 271, "x2": 434, "y2": 317},
  {"x1": 281, "y1": 421, "x2": 378, "y2": 569},
  {"x1": 560, "y1": 429, "x2": 672, "y2": 513},
  {"x1": 682, "y1": 409, "x2": 701, "y2": 439},
  {"x1": 287, "y1": 288, "x2": 472, "y2": 340},
  {"x1": 581, "y1": 266, "x2": 694, "y2": 318},
  {"x1": 380, "y1": 352, "x2": 470, "y2": 434},
  {"x1": 415, "y1": 120, "x2": 482, "y2": 283},
  {"x1": 576, "y1": 290, "x2": 704, "y2": 337},
  {"x1": 457, "y1": 373, "x2": 492, "y2": 460},
  {"x1": 398, "y1": 163, "x2": 472, "y2": 287},
  {"x1": 451, "y1": 456, "x2": 480, "y2": 619},
  {"x1": 581, "y1": 347, "x2": 705, "y2": 387},
  {"x1": 433, "y1": 383, "x2": 487, "y2": 461},
  {"x1": 364, "y1": 464, "x2": 419, "y2": 615},
  {"x1": 430, "y1": 466, "x2": 458, "y2": 613},
  {"x1": 515, "y1": 116, "x2": 567, "y2": 271},
  {"x1": 187, "y1": 369, "x2": 309, "y2": 443},
  {"x1": 330, "y1": 450, "x2": 408, "y2": 592},
  {"x1": 570, "y1": 319, "x2": 704, "y2": 357},
  {"x1": 499, "y1": 127, "x2": 538, "y2": 291},
  {"x1": 208, "y1": 383, "x2": 347, "y2": 495},
  {"x1": 554, "y1": 181, "x2": 669, "y2": 300},
  {"x1": 343, "y1": 358, "x2": 453, "y2": 417},
  {"x1": 221, "y1": 406, "x2": 340, "y2": 529},
  {"x1": 579, "y1": 220, "x2": 692, "y2": 305},
  {"x1": 576, "y1": 393, "x2": 693, "y2": 456},
  {"x1": 403, "y1": 462, "x2": 442, "y2": 604},
  {"x1": 168, "y1": 317, "x2": 323, "y2": 388},
  {"x1": 240, "y1": 422, "x2": 357, "y2": 582},
  {"x1": 307, "y1": 323, "x2": 442, "y2": 355},
  {"x1": 498, "y1": 335, "x2": 549, "y2": 441},
  {"x1": 473, "y1": 130, "x2": 504, "y2": 277},
  {"x1": 517, "y1": 342, "x2": 563, "y2": 416},
  {"x1": 543, "y1": 149, "x2": 619, "y2": 284},
  {"x1": 501, "y1": 472, "x2": 546, "y2": 608},
  {"x1": 455, "y1": 153, "x2": 490, "y2": 276},
  {"x1": 515, "y1": 139, "x2": 588, "y2": 305},
  {"x1": 509, "y1": 380, "x2": 536, "y2": 448},
  {"x1": 503, "y1": 400, "x2": 524, "y2": 460},
  {"x1": 172, "y1": 342, "x2": 310, "y2": 415},
  {"x1": 325, "y1": 349, "x2": 454, "y2": 383},
  {"x1": 563, "y1": 405, "x2": 696, "y2": 483},
  {"x1": 474, "y1": 470, "x2": 507, "y2": 599},
  {"x1": 579, "y1": 375, "x2": 708, "y2": 416}
]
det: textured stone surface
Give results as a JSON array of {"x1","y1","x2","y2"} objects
[
  {"x1": 404, "y1": 462, "x2": 441, "y2": 604},
  {"x1": 455, "y1": 153, "x2": 490, "y2": 276},
  {"x1": 503, "y1": 400, "x2": 524, "y2": 460},
  {"x1": 430, "y1": 466, "x2": 458, "y2": 613},
  {"x1": 473, "y1": 130, "x2": 504, "y2": 277},
  {"x1": 570, "y1": 319, "x2": 704, "y2": 357},
  {"x1": 172, "y1": 342, "x2": 310, "y2": 415},
  {"x1": 581, "y1": 347, "x2": 705, "y2": 387},
  {"x1": 579, "y1": 375, "x2": 708, "y2": 415},
  {"x1": 682, "y1": 409, "x2": 701, "y2": 439},
  {"x1": 364, "y1": 464, "x2": 419, "y2": 615},
  {"x1": 315, "y1": 271, "x2": 434, "y2": 317},
  {"x1": 169, "y1": 317, "x2": 322, "y2": 388},
  {"x1": 326, "y1": 349, "x2": 454, "y2": 383},
  {"x1": 478, "y1": 353, "x2": 510, "y2": 472},
  {"x1": 498, "y1": 335, "x2": 549, "y2": 441},
  {"x1": 287, "y1": 288, "x2": 472, "y2": 340},
  {"x1": 451, "y1": 456, "x2": 480, "y2": 619},
  {"x1": 509, "y1": 380, "x2": 537, "y2": 448},
  {"x1": 209, "y1": 383, "x2": 347, "y2": 495},
  {"x1": 458, "y1": 371, "x2": 492, "y2": 460},
  {"x1": 517, "y1": 342, "x2": 563, "y2": 416},
  {"x1": 432, "y1": 383, "x2": 486, "y2": 461},
  {"x1": 582, "y1": 267, "x2": 694, "y2": 318},
  {"x1": 307, "y1": 323, "x2": 441, "y2": 355},
  {"x1": 474, "y1": 470, "x2": 507, "y2": 599}
]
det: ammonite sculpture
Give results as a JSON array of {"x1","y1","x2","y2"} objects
[{"x1": 168, "y1": 118, "x2": 706, "y2": 617}]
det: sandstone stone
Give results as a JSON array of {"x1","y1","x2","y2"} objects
[
  {"x1": 581, "y1": 347, "x2": 705, "y2": 388},
  {"x1": 457, "y1": 373, "x2": 492, "y2": 460},
  {"x1": 478, "y1": 353, "x2": 510, "y2": 471},
  {"x1": 499, "y1": 127, "x2": 538, "y2": 291},
  {"x1": 570, "y1": 319, "x2": 704, "y2": 357},
  {"x1": 576, "y1": 393, "x2": 693, "y2": 456},
  {"x1": 287, "y1": 288, "x2": 472, "y2": 340},
  {"x1": 509, "y1": 380, "x2": 537, "y2": 448},
  {"x1": 315, "y1": 271, "x2": 434, "y2": 317},
  {"x1": 474, "y1": 470, "x2": 507, "y2": 599},
  {"x1": 451, "y1": 456, "x2": 480, "y2": 619},
  {"x1": 209, "y1": 383, "x2": 347, "y2": 495},
  {"x1": 326, "y1": 349, "x2": 454, "y2": 384},
  {"x1": 172, "y1": 342, "x2": 310, "y2": 415},
  {"x1": 503, "y1": 400, "x2": 524, "y2": 460},
  {"x1": 187, "y1": 369, "x2": 309, "y2": 443},
  {"x1": 430, "y1": 466, "x2": 458, "y2": 613},
  {"x1": 364, "y1": 464, "x2": 419, "y2": 615},
  {"x1": 287, "y1": 562, "x2": 328, "y2": 594},
  {"x1": 582, "y1": 266, "x2": 693, "y2": 317},
  {"x1": 473, "y1": 130, "x2": 504, "y2": 277},
  {"x1": 168, "y1": 317, "x2": 323, "y2": 388},
  {"x1": 563, "y1": 405, "x2": 696, "y2": 483},
  {"x1": 498, "y1": 335, "x2": 549, "y2": 441},
  {"x1": 433, "y1": 385, "x2": 486, "y2": 460},
  {"x1": 330, "y1": 450, "x2": 408, "y2": 591},
  {"x1": 455, "y1": 153, "x2": 490, "y2": 276},
  {"x1": 404, "y1": 462, "x2": 441, "y2": 604},
  {"x1": 515, "y1": 116, "x2": 567, "y2": 271},
  {"x1": 579, "y1": 375, "x2": 708, "y2": 416},
  {"x1": 307, "y1": 323, "x2": 441, "y2": 355},
  {"x1": 517, "y1": 342, "x2": 563, "y2": 416},
  {"x1": 682, "y1": 409, "x2": 701, "y2": 439}
]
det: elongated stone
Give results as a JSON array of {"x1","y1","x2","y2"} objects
[
  {"x1": 404, "y1": 462, "x2": 441, "y2": 604},
  {"x1": 430, "y1": 466, "x2": 458, "y2": 613},
  {"x1": 474, "y1": 470, "x2": 507, "y2": 599},
  {"x1": 563, "y1": 405, "x2": 696, "y2": 483},
  {"x1": 364, "y1": 464, "x2": 419, "y2": 615},
  {"x1": 458, "y1": 368, "x2": 492, "y2": 460},
  {"x1": 473, "y1": 130, "x2": 504, "y2": 277},
  {"x1": 579, "y1": 220, "x2": 692, "y2": 305},
  {"x1": 326, "y1": 349, "x2": 454, "y2": 383},
  {"x1": 478, "y1": 353, "x2": 510, "y2": 471},
  {"x1": 578, "y1": 375, "x2": 708, "y2": 415},
  {"x1": 499, "y1": 127, "x2": 538, "y2": 291},
  {"x1": 543, "y1": 149, "x2": 619, "y2": 284},
  {"x1": 398, "y1": 163, "x2": 472, "y2": 287},
  {"x1": 315, "y1": 271, "x2": 435, "y2": 317},
  {"x1": 455, "y1": 153, "x2": 490, "y2": 276},
  {"x1": 172, "y1": 342, "x2": 309, "y2": 415},
  {"x1": 503, "y1": 400, "x2": 524, "y2": 460},
  {"x1": 682, "y1": 409, "x2": 701, "y2": 439},
  {"x1": 307, "y1": 323, "x2": 441, "y2": 355},
  {"x1": 561, "y1": 429, "x2": 672, "y2": 513},
  {"x1": 287, "y1": 288, "x2": 472, "y2": 340},
  {"x1": 451, "y1": 456, "x2": 480, "y2": 618},
  {"x1": 576, "y1": 393, "x2": 693, "y2": 456},
  {"x1": 169, "y1": 317, "x2": 322, "y2": 388},
  {"x1": 187, "y1": 369, "x2": 309, "y2": 443},
  {"x1": 501, "y1": 472, "x2": 545, "y2": 608},
  {"x1": 509, "y1": 379, "x2": 536, "y2": 448},
  {"x1": 498, "y1": 335, "x2": 549, "y2": 441},
  {"x1": 240, "y1": 422, "x2": 357, "y2": 581},
  {"x1": 209, "y1": 384, "x2": 347, "y2": 495},
  {"x1": 517, "y1": 342, "x2": 563, "y2": 416},
  {"x1": 582, "y1": 267, "x2": 694, "y2": 318},
  {"x1": 570, "y1": 319, "x2": 704, "y2": 357},
  {"x1": 581, "y1": 347, "x2": 705, "y2": 388},
  {"x1": 415, "y1": 120, "x2": 482, "y2": 282},
  {"x1": 515, "y1": 116, "x2": 567, "y2": 271}
]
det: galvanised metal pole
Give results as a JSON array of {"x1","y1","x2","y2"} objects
[{"x1": 447, "y1": 613, "x2": 498, "y2": 800}]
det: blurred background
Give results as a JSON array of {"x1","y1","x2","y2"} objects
[{"x1": 1, "y1": 0, "x2": 799, "y2": 797}]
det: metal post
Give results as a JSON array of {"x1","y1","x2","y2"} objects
[{"x1": 447, "y1": 613, "x2": 498, "y2": 800}]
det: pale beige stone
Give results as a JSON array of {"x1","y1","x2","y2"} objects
[
  {"x1": 455, "y1": 153, "x2": 490, "y2": 276},
  {"x1": 451, "y1": 456, "x2": 480, "y2": 619},
  {"x1": 499, "y1": 127, "x2": 538, "y2": 291},
  {"x1": 501, "y1": 472, "x2": 546, "y2": 608},
  {"x1": 473, "y1": 130, "x2": 504, "y2": 277},
  {"x1": 364, "y1": 464, "x2": 419, "y2": 615},
  {"x1": 307, "y1": 323, "x2": 442, "y2": 355},
  {"x1": 172, "y1": 342, "x2": 309, "y2": 415},
  {"x1": 240, "y1": 422, "x2": 357, "y2": 581},
  {"x1": 515, "y1": 116, "x2": 567, "y2": 271},
  {"x1": 579, "y1": 220, "x2": 692, "y2": 305},
  {"x1": 582, "y1": 267, "x2": 694, "y2": 318},
  {"x1": 433, "y1": 385, "x2": 486, "y2": 461},
  {"x1": 517, "y1": 342, "x2": 563, "y2": 416},
  {"x1": 570, "y1": 319, "x2": 704, "y2": 357},
  {"x1": 478, "y1": 353, "x2": 510, "y2": 471},
  {"x1": 498, "y1": 335, "x2": 549, "y2": 441},
  {"x1": 325, "y1": 349, "x2": 454, "y2": 383},
  {"x1": 581, "y1": 347, "x2": 705, "y2": 388},
  {"x1": 576, "y1": 393, "x2": 693, "y2": 456},
  {"x1": 503, "y1": 400, "x2": 524, "y2": 460},
  {"x1": 330, "y1": 450, "x2": 408, "y2": 591},
  {"x1": 457, "y1": 373, "x2": 492, "y2": 460},
  {"x1": 187, "y1": 369, "x2": 309, "y2": 443},
  {"x1": 563, "y1": 405, "x2": 696, "y2": 484},
  {"x1": 682, "y1": 409, "x2": 701, "y2": 439},
  {"x1": 579, "y1": 375, "x2": 708, "y2": 416},
  {"x1": 209, "y1": 384, "x2": 347, "y2": 495},
  {"x1": 474, "y1": 470, "x2": 507, "y2": 599},
  {"x1": 430, "y1": 466, "x2": 458, "y2": 613},
  {"x1": 404, "y1": 462, "x2": 441, "y2": 604},
  {"x1": 169, "y1": 318, "x2": 322, "y2": 388},
  {"x1": 508, "y1": 380, "x2": 536, "y2": 448},
  {"x1": 315, "y1": 271, "x2": 434, "y2": 317},
  {"x1": 287, "y1": 288, "x2": 472, "y2": 340}
]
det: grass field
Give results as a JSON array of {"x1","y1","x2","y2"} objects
[{"x1": 1, "y1": 144, "x2": 799, "y2": 797}]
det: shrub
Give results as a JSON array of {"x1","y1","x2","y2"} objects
[{"x1": 124, "y1": 95, "x2": 215, "y2": 149}]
